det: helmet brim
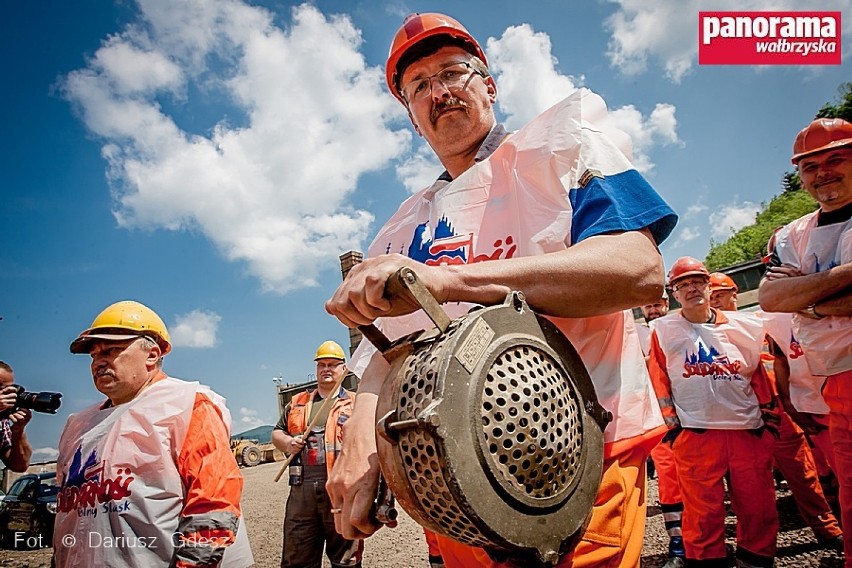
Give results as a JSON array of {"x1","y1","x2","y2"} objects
[
  {"x1": 70, "y1": 333, "x2": 143, "y2": 354},
  {"x1": 668, "y1": 271, "x2": 710, "y2": 287},
  {"x1": 791, "y1": 137, "x2": 852, "y2": 164}
]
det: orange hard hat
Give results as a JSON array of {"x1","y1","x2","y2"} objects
[
  {"x1": 791, "y1": 117, "x2": 852, "y2": 165},
  {"x1": 386, "y1": 12, "x2": 486, "y2": 104},
  {"x1": 667, "y1": 256, "x2": 710, "y2": 287},
  {"x1": 709, "y1": 272, "x2": 738, "y2": 292}
]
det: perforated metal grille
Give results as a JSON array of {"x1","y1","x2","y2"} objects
[
  {"x1": 397, "y1": 333, "x2": 491, "y2": 546},
  {"x1": 482, "y1": 345, "x2": 583, "y2": 499}
]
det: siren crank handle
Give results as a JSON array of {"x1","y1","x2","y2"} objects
[{"x1": 356, "y1": 267, "x2": 452, "y2": 355}]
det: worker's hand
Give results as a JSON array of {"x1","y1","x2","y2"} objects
[
  {"x1": 287, "y1": 435, "x2": 306, "y2": 456},
  {"x1": 762, "y1": 264, "x2": 803, "y2": 281},
  {"x1": 779, "y1": 398, "x2": 827, "y2": 435},
  {"x1": 325, "y1": 254, "x2": 449, "y2": 328},
  {"x1": 0, "y1": 385, "x2": 18, "y2": 413},
  {"x1": 662, "y1": 425, "x2": 683, "y2": 447},
  {"x1": 760, "y1": 405, "x2": 781, "y2": 439},
  {"x1": 6, "y1": 408, "x2": 31, "y2": 435},
  {"x1": 327, "y1": 394, "x2": 383, "y2": 540}
]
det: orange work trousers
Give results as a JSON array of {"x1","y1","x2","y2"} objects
[
  {"x1": 423, "y1": 528, "x2": 444, "y2": 567},
  {"x1": 433, "y1": 444, "x2": 649, "y2": 568},
  {"x1": 673, "y1": 428, "x2": 777, "y2": 563},
  {"x1": 773, "y1": 409, "x2": 842, "y2": 541},
  {"x1": 822, "y1": 369, "x2": 852, "y2": 567},
  {"x1": 807, "y1": 415, "x2": 836, "y2": 475},
  {"x1": 650, "y1": 440, "x2": 681, "y2": 505}
]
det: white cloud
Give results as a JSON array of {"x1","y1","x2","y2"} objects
[
  {"x1": 170, "y1": 309, "x2": 222, "y2": 348},
  {"x1": 485, "y1": 23, "x2": 679, "y2": 173},
  {"x1": 709, "y1": 201, "x2": 762, "y2": 239},
  {"x1": 605, "y1": 0, "x2": 852, "y2": 82},
  {"x1": 396, "y1": 144, "x2": 444, "y2": 193},
  {"x1": 684, "y1": 203, "x2": 709, "y2": 218},
  {"x1": 607, "y1": 103, "x2": 681, "y2": 172},
  {"x1": 486, "y1": 24, "x2": 582, "y2": 131},
  {"x1": 239, "y1": 407, "x2": 266, "y2": 429},
  {"x1": 31, "y1": 447, "x2": 60, "y2": 461},
  {"x1": 62, "y1": 2, "x2": 410, "y2": 294},
  {"x1": 669, "y1": 225, "x2": 702, "y2": 249}
]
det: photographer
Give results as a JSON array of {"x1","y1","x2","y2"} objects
[{"x1": 0, "y1": 361, "x2": 33, "y2": 472}]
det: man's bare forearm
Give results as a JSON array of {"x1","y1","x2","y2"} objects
[
  {"x1": 812, "y1": 288, "x2": 852, "y2": 317},
  {"x1": 760, "y1": 263, "x2": 852, "y2": 312},
  {"x1": 442, "y1": 229, "x2": 665, "y2": 318}
]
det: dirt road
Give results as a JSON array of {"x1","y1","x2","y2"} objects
[{"x1": 1, "y1": 461, "x2": 843, "y2": 566}]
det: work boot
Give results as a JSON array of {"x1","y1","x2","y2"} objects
[
  {"x1": 663, "y1": 557, "x2": 686, "y2": 568},
  {"x1": 664, "y1": 537, "x2": 686, "y2": 567},
  {"x1": 816, "y1": 534, "x2": 844, "y2": 553}
]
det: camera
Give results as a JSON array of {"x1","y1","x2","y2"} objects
[{"x1": 8, "y1": 385, "x2": 63, "y2": 414}]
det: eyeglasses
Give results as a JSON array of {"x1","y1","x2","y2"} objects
[
  {"x1": 401, "y1": 62, "x2": 484, "y2": 103},
  {"x1": 672, "y1": 278, "x2": 710, "y2": 293}
]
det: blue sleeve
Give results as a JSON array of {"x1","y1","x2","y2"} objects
[{"x1": 568, "y1": 169, "x2": 678, "y2": 246}]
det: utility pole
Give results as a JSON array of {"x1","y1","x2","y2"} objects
[{"x1": 338, "y1": 250, "x2": 364, "y2": 356}]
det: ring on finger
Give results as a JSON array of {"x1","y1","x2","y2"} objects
[{"x1": 330, "y1": 508, "x2": 342, "y2": 514}]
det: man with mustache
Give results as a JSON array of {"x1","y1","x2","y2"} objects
[
  {"x1": 54, "y1": 301, "x2": 252, "y2": 568},
  {"x1": 271, "y1": 340, "x2": 362, "y2": 568},
  {"x1": 710, "y1": 272, "x2": 844, "y2": 553},
  {"x1": 648, "y1": 257, "x2": 779, "y2": 568},
  {"x1": 759, "y1": 117, "x2": 852, "y2": 564},
  {"x1": 325, "y1": 12, "x2": 678, "y2": 567}
]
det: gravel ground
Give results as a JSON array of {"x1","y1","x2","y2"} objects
[{"x1": 1, "y1": 461, "x2": 844, "y2": 567}]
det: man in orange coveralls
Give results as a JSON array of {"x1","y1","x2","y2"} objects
[
  {"x1": 710, "y1": 272, "x2": 843, "y2": 552},
  {"x1": 54, "y1": 300, "x2": 252, "y2": 568},
  {"x1": 760, "y1": 117, "x2": 852, "y2": 564},
  {"x1": 637, "y1": 294, "x2": 686, "y2": 568},
  {"x1": 325, "y1": 10, "x2": 678, "y2": 568},
  {"x1": 649, "y1": 257, "x2": 779, "y2": 568}
]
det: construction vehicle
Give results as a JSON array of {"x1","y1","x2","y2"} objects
[{"x1": 231, "y1": 438, "x2": 282, "y2": 467}]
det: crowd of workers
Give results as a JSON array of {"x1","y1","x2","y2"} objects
[{"x1": 2, "y1": 10, "x2": 848, "y2": 568}]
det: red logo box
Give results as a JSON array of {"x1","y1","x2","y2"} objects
[{"x1": 699, "y1": 12, "x2": 841, "y2": 65}]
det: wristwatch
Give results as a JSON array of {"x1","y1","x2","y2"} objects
[{"x1": 804, "y1": 304, "x2": 824, "y2": 319}]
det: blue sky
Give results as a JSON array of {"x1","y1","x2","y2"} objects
[{"x1": 2, "y1": 0, "x2": 850, "y2": 460}]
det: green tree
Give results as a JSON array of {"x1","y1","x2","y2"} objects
[{"x1": 703, "y1": 83, "x2": 849, "y2": 269}]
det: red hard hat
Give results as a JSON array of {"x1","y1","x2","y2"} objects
[
  {"x1": 667, "y1": 256, "x2": 710, "y2": 287},
  {"x1": 386, "y1": 13, "x2": 486, "y2": 104},
  {"x1": 709, "y1": 272, "x2": 738, "y2": 292},
  {"x1": 791, "y1": 118, "x2": 852, "y2": 165}
]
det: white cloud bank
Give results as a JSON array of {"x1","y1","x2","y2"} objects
[
  {"x1": 488, "y1": 24, "x2": 681, "y2": 174},
  {"x1": 65, "y1": 1, "x2": 683, "y2": 285},
  {"x1": 170, "y1": 309, "x2": 222, "y2": 348},
  {"x1": 709, "y1": 201, "x2": 763, "y2": 239},
  {"x1": 239, "y1": 407, "x2": 267, "y2": 429},
  {"x1": 62, "y1": 2, "x2": 409, "y2": 294}
]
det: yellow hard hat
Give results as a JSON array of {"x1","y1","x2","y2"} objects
[
  {"x1": 70, "y1": 300, "x2": 172, "y2": 355},
  {"x1": 314, "y1": 340, "x2": 345, "y2": 361}
]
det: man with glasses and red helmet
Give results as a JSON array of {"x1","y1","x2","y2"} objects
[
  {"x1": 710, "y1": 272, "x2": 843, "y2": 552},
  {"x1": 759, "y1": 117, "x2": 852, "y2": 563},
  {"x1": 325, "y1": 11, "x2": 677, "y2": 568},
  {"x1": 648, "y1": 257, "x2": 779, "y2": 568}
]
